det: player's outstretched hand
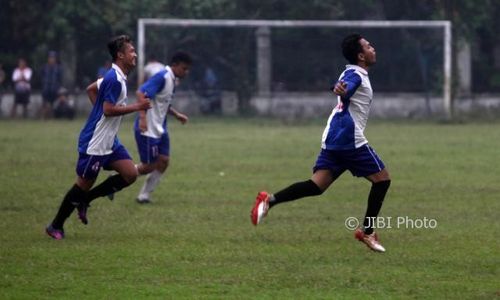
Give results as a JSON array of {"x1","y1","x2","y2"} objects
[
  {"x1": 333, "y1": 80, "x2": 347, "y2": 97},
  {"x1": 176, "y1": 113, "x2": 189, "y2": 125}
]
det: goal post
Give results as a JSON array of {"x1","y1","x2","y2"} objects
[{"x1": 137, "y1": 19, "x2": 452, "y2": 119}]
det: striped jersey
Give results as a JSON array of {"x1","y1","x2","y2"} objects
[
  {"x1": 78, "y1": 63, "x2": 128, "y2": 155},
  {"x1": 321, "y1": 64, "x2": 373, "y2": 150}
]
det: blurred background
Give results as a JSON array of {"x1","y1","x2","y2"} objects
[{"x1": 1, "y1": 0, "x2": 499, "y2": 119}]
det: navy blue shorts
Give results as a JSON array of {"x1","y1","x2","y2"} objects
[
  {"x1": 76, "y1": 143, "x2": 132, "y2": 179},
  {"x1": 313, "y1": 144, "x2": 385, "y2": 178},
  {"x1": 135, "y1": 130, "x2": 170, "y2": 164}
]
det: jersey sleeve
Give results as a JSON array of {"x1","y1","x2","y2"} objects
[
  {"x1": 96, "y1": 78, "x2": 104, "y2": 89},
  {"x1": 139, "y1": 71, "x2": 166, "y2": 99},
  {"x1": 333, "y1": 69, "x2": 362, "y2": 101},
  {"x1": 25, "y1": 68, "x2": 32, "y2": 81},
  {"x1": 12, "y1": 69, "x2": 20, "y2": 81},
  {"x1": 101, "y1": 77, "x2": 122, "y2": 104}
]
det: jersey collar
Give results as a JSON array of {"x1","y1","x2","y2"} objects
[
  {"x1": 346, "y1": 64, "x2": 368, "y2": 75},
  {"x1": 165, "y1": 65, "x2": 176, "y2": 79},
  {"x1": 112, "y1": 63, "x2": 127, "y2": 80}
]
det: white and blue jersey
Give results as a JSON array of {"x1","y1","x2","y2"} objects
[
  {"x1": 134, "y1": 65, "x2": 175, "y2": 138},
  {"x1": 321, "y1": 64, "x2": 373, "y2": 150},
  {"x1": 78, "y1": 63, "x2": 128, "y2": 155},
  {"x1": 313, "y1": 64, "x2": 385, "y2": 177}
]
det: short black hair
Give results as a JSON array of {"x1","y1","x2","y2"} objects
[
  {"x1": 170, "y1": 51, "x2": 192, "y2": 65},
  {"x1": 108, "y1": 35, "x2": 132, "y2": 61},
  {"x1": 341, "y1": 34, "x2": 363, "y2": 64}
]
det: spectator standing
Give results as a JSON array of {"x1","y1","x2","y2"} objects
[
  {"x1": 11, "y1": 58, "x2": 32, "y2": 118},
  {"x1": 199, "y1": 66, "x2": 221, "y2": 114},
  {"x1": 39, "y1": 51, "x2": 63, "y2": 119}
]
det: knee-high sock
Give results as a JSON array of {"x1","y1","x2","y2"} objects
[
  {"x1": 87, "y1": 174, "x2": 131, "y2": 203},
  {"x1": 270, "y1": 179, "x2": 323, "y2": 208},
  {"x1": 363, "y1": 180, "x2": 391, "y2": 235},
  {"x1": 137, "y1": 170, "x2": 163, "y2": 200},
  {"x1": 51, "y1": 184, "x2": 87, "y2": 229}
]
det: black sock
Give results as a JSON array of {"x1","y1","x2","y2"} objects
[
  {"x1": 270, "y1": 179, "x2": 323, "y2": 208},
  {"x1": 87, "y1": 174, "x2": 131, "y2": 203},
  {"x1": 51, "y1": 184, "x2": 87, "y2": 229},
  {"x1": 363, "y1": 180, "x2": 391, "y2": 235}
]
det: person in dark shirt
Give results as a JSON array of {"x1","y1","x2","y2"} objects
[{"x1": 39, "y1": 51, "x2": 63, "y2": 119}]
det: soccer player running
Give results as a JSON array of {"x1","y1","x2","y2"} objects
[
  {"x1": 134, "y1": 52, "x2": 192, "y2": 204},
  {"x1": 251, "y1": 34, "x2": 391, "y2": 252},
  {"x1": 46, "y1": 35, "x2": 151, "y2": 240}
]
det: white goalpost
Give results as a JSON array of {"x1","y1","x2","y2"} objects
[{"x1": 137, "y1": 19, "x2": 452, "y2": 118}]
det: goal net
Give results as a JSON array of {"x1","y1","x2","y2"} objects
[{"x1": 137, "y1": 19, "x2": 451, "y2": 117}]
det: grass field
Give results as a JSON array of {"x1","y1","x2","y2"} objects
[{"x1": 0, "y1": 117, "x2": 499, "y2": 299}]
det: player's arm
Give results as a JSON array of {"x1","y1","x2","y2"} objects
[
  {"x1": 86, "y1": 78, "x2": 104, "y2": 105},
  {"x1": 102, "y1": 80, "x2": 151, "y2": 117},
  {"x1": 163, "y1": 74, "x2": 189, "y2": 124},
  {"x1": 136, "y1": 90, "x2": 149, "y2": 132},
  {"x1": 332, "y1": 71, "x2": 361, "y2": 100},
  {"x1": 86, "y1": 81, "x2": 99, "y2": 105},
  {"x1": 134, "y1": 71, "x2": 169, "y2": 126},
  {"x1": 103, "y1": 98, "x2": 151, "y2": 117},
  {"x1": 168, "y1": 106, "x2": 188, "y2": 124}
]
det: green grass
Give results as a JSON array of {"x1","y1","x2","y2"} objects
[{"x1": 0, "y1": 117, "x2": 499, "y2": 299}]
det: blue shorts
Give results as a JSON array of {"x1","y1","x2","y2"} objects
[
  {"x1": 313, "y1": 144, "x2": 385, "y2": 178},
  {"x1": 135, "y1": 130, "x2": 170, "y2": 164},
  {"x1": 76, "y1": 143, "x2": 132, "y2": 179}
]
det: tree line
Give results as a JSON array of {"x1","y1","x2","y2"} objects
[{"x1": 1, "y1": 0, "x2": 499, "y2": 103}]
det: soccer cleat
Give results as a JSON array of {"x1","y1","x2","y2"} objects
[
  {"x1": 251, "y1": 191, "x2": 270, "y2": 226},
  {"x1": 355, "y1": 228, "x2": 386, "y2": 252},
  {"x1": 46, "y1": 224, "x2": 64, "y2": 240},
  {"x1": 76, "y1": 201, "x2": 90, "y2": 225},
  {"x1": 136, "y1": 197, "x2": 151, "y2": 204}
]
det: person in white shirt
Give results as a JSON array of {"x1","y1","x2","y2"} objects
[
  {"x1": 142, "y1": 57, "x2": 165, "y2": 84},
  {"x1": 251, "y1": 34, "x2": 391, "y2": 253},
  {"x1": 46, "y1": 35, "x2": 151, "y2": 240},
  {"x1": 134, "y1": 52, "x2": 192, "y2": 204},
  {"x1": 11, "y1": 58, "x2": 32, "y2": 118}
]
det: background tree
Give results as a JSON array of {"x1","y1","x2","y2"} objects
[{"x1": 1, "y1": 0, "x2": 498, "y2": 110}]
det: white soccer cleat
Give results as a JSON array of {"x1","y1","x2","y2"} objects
[
  {"x1": 251, "y1": 191, "x2": 270, "y2": 226},
  {"x1": 355, "y1": 228, "x2": 386, "y2": 252}
]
